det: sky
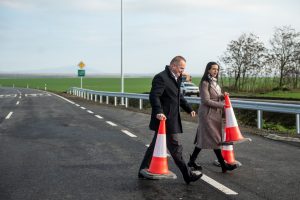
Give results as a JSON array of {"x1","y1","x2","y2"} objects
[{"x1": 0, "y1": 0, "x2": 300, "y2": 76}]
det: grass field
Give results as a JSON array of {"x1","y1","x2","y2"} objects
[
  {"x1": 0, "y1": 77, "x2": 154, "y2": 93},
  {"x1": 1, "y1": 77, "x2": 300, "y2": 100}
]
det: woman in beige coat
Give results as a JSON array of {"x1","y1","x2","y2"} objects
[{"x1": 188, "y1": 62, "x2": 237, "y2": 173}]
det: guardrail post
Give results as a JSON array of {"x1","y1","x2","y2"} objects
[
  {"x1": 139, "y1": 99, "x2": 143, "y2": 110},
  {"x1": 114, "y1": 96, "x2": 117, "y2": 106},
  {"x1": 296, "y1": 114, "x2": 300, "y2": 134},
  {"x1": 125, "y1": 98, "x2": 128, "y2": 108},
  {"x1": 100, "y1": 96, "x2": 103, "y2": 103},
  {"x1": 95, "y1": 94, "x2": 97, "y2": 102},
  {"x1": 106, "y1": 96, "x2": 109, "y2": 104},
  {"x1": 257, "y1": 110, "x2": 263, "y2": 129}
]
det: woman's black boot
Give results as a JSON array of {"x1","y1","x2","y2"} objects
[
  {"x1": 188, "y1": 147, "x2": 202, "y2": 170},
  {"x1": 214, "y1": 149, "x2": 237, "y2": 173}
]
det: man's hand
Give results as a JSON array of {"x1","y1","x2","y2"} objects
[
  {"x1": 156, "y1": 113, "x2": 167, "y2": 120},
  {"x1": 190, "y1": 111, "x2": 196, "y2": 117}
]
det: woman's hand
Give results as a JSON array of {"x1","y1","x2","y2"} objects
[{"x1": 224, "y1": 92, "x2": 229, "y2": 96}]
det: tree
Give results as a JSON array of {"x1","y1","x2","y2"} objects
[
  {"x1": 269, "y1": 26, "x2": 300, "y2": 88},
  {"x1": 220, "y1": 33, "x2": 267, "y2": 91}
]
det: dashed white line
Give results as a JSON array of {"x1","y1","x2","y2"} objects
[
  {"x1": 80, "y1": 107, "x2": 86, "y2": 110},
  {"x1": 121, "y1": 130, "x2": 137, "y2": 138},
  {"x1": 75, "y1": 104, "x2": 80, "y2": 107},
  {"x1": 5, "y1": 112, "x2": 13, "y2": 119},
  {"x1": 87, "y1": 110, "x2": 94, "y2": 114},
  {"x1": 201, "y1": 174, "x2": 238, "y2": 195},
  {"x1": 16, "y1": 101, "x2": 20, "y2": 105},
  {"x1": 106, "y1": 121, "x2": 117, "y2": 126},
  {"x1": 95, "y1": 115, "x2": 103, "y2": 119}
]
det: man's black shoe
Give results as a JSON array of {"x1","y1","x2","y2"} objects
[
  {"x1": 138, "y1": 172, "x2": 146, "y2": 179},
  {"x1": 184, "y1": 171, "x2": 202, "y2": 185}
]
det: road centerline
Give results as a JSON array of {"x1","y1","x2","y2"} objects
[
  {"x1": 95, "y1": 115, "x2": 103, "y2": 119},
  {"x1": 5, "y1": 112, "x2": 13, "y2": 119},
  {"x1": 121, "y1": 130, "x2": 137, "y2": 138},
  {"x1": 106, "y1": 121, "x2": 117, "y2": 126}
]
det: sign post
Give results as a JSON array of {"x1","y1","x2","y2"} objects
[{"x1": 77, "y1": 61, "x2": 86, "y2": 88}]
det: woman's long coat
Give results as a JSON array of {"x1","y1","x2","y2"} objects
[{"x1": 194, "y1": 80, "x2": 224, "y2": 149}]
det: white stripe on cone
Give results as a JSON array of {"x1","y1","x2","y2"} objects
[
  {"x1": 222, "y1": 145, "x2": 233, "y2": 151},
  {"x1": 152, "y1": 134, "x2": 168, "y2": 158},
  {"x1": 225, "y1": 107, "x2": 238, "y2": 127}
]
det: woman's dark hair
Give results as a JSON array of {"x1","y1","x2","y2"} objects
[{"x1": 200, "y1": 61, "x2": 219, "y2": 83}]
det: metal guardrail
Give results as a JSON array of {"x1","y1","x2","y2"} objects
[{"x1": 68, "y1": 87, "x2": 300, "y2": 134}]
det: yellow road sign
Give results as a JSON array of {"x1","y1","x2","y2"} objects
[{"x1": 78, "y1": 61, "x2": 85, "y2": 69}]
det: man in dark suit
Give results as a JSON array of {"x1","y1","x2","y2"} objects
[{"x1": 138, "y1": 56, "x2": 202, "y2": 184}]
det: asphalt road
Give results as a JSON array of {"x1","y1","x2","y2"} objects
[{"x1": 0, "y1": 87, "x2": 299, "y2": 200}]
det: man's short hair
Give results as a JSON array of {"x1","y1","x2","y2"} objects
[{"x1": 170, "y1": 56, "x2": 186, "y2": 65}]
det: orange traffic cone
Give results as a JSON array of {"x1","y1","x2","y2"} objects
[
  {"x1": 148, "y1": 119, "x2": 169, "y2": 174},
  {"x1": 223, "y1": 95, "x2": 251, "y2": 144},
  {"x1": 139, "y1": 119, "x2": 177, "y2": 179},
  {"x1": 222, "y1": 145, "x2": 236, "y2": 164},
  {"x1": 214, "y1": 133, "x2": 243, "y2": 167}
]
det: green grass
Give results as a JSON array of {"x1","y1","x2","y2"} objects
[
  {"x1": 1, "y1": 77, "x2": 300, "y2": 100},
  {"x1": 0, "y1": 77, "x2": 154, "y2": 93},
  {"x1": 256, "y1": 91, "x2": 300, "y2": 99}
]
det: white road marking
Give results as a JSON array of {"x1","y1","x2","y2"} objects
[
  {"x1": 201, "y1": 174, "x2": 238, "y2": 195},
  {"x1": 145, "y1": 144, "x2": 150, "y2": 147},
  {"x1": 16, "y1": 101, "x2": 20, "y2": 105},
  {"x1": 50, "y1": 93, "x2": 75, "y2": 104},
  {"x1": 5, "y1": 112, "x2": 13, "y2": 119},
  {"x1": 106, "y1": 121, "x2": 117, "y2": 126},
  {"x1": 95, "y1": 115, "x2": 103, "y2": 119},
  {"x1": 0, "y1": 94, "x2": 18, "y2": 98},
  {"x1": 121, "y1": 130, "x2": 137, "y2": 138},
  {"x1": 87, "y1": 110, "x2": 94, "y2": 114},
  {"x1": 80, "y1": 107, "x2": 86, "y2": 110},
  {"x1": 75, "y1": 104, "x2": 80, "y2": 107},
  {"x1": 19, "y1": 96, "x2": 21, "y2": 99}
]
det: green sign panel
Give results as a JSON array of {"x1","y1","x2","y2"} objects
[{"x1": 78, "y1": 69, "x2": 85, "y2": 77}]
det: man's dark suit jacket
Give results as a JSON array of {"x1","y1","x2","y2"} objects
[{"x1": 149, "y1": 66, "x2": 193, "y2": 134}]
